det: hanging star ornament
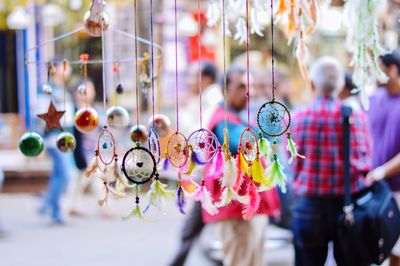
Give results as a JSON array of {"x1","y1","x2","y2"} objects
[{"x1": 37, "y1": 101, "x2": 65, "y2": 132}]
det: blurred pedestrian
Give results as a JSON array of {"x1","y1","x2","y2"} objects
[
  {"x1": 290, "y1": 56, "x2": 371, "y2": 266},
  {"x1": 203, "y1": 65, "x2": 280, "y2": 266},
  {"x1": 338, "y1": 72, "x2": 362, "y2": 111},
  {"x1": 37, "y1": 57, "x2": 76, "y2": 224},
  {"x1": 365, "y1": 51, "x2": 400, "y2": 266}
]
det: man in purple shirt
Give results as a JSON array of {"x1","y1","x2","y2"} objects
[{"x1": 366, "y1": 51, "x2": 400, "y2": 266}]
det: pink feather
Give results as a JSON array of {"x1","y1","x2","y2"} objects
[
  {"x1": 242, "y1": 182, "x2": 260, "y2": 220},
  {"x1": 210, "y1": 147, "x2": 224, "y2": 178},
  {"x1": 234, "y1": 155, "x2": 245, "y2": 192},
  {"x1": 191, "y1": 183, "x2": 219, "y2": 216}
]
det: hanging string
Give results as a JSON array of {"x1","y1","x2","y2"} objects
[
  {"x1": 134, "y1": 0, "x2": 140, "y2": 127},
  {"x1": 174, "y1": 0, "x2": 180, "y2": 132},
  {"x1": 245, "y1": 0, "x2": 250, "y2": 128},
  {"x1": 150, "y1": 0, "x2": 156, "y2": 129},
  {"x1": 270, "y1": 0, "x2": 275, "y2": 100},
  {"x1": 62, "y1": 60, "x2": 67, "y2": 129},
  {"x1": 222, "y1": 0, "x2": 228, "y2": 131},
  {"x1": 197, "y1": 0, "x2": 203, "y2": 129},
  {"x1": 101, "y1": 2, "x2": 107, "y2": 112}
]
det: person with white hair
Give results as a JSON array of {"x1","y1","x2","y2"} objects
[{"x1": 289, "y1": 56, "x2": 372, "y2": 266}]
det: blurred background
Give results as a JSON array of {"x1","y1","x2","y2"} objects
[{"x1": 0, "y1": 0, "x2": 399, "y2": 265}]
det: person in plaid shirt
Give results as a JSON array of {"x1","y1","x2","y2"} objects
[{"x1": 290, "y1": 56, "x2": 372, "y2": 266}]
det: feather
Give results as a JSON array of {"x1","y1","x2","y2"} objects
[
  {"x1": 184, "y1": 146, "x2": 197, "y2": 176},
  {"x1": 287, "y1": 132, "x2": 305, "y2": 164},
  {"x1": 295, "y1": 31, "x2": 310, "y2": 81},
  {"x1": 218, "y1": 186, "x2": 249, "y2": 207},
  {"x1": 276, "y1": 0, "x2": 287, "y2": 16},
  {"x1": 162, "y1": 156, "x2": 170, "y2": 171},
  {"x1": 176, "y1": 185, "x2": 186, "y2": 214},
  {"x1": 242, "y1": 182, "x2": 261, "y2": 220},
  {"x1": 221, "y1": 157, "x2": 237, "y2": 188},
  {"x1": 251, "y1": 157, "x2": 271, "y2": 188},
  {"x1": 234, "y1": 154, "x2": 245, "y2": 191},
  {"x1": 258, "y1": 135, "x2": 271, "y2": 160},
  {"x1": 97, "y1": 182, "x2": 109, "y2": 206},
  {"x1": 305, "y1": 0, "x2": 318, "y2": 35},
  {"x1": 191, "y1": 184, "x2": 219, "y2": 216},
  {"x1": 122, "y1": 203, "x2": 145, "y2": 221},
  {"x1": 85, "y1": 154, "x2": 99, "y2": 177},
  {"x1": 192, "y1": 150, "x2": 207, "y2": 166},
  {"x1": 210, "y1": 147, "x2": 224, "y2": 179},
  {"x1": 148, "y1": 178, "x2": 175, "y2": 211},
  {"x1": 266, "y1": 154, "x2": 288, "y2": 193}
]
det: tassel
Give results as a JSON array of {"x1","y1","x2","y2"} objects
[
  {"x1": 242, "y1": 182, "x2": 261, "y2": 220},
  {"x1": 122, "y1": 196, "x2": 145, "y2": 220},
  {"x1": 267, "y1": 154, "x2": 288, "y2": 193},
  {"x1": 97, "y1": 182, "x2": 109, "y2": 206},
  {"x1": 209, "y1": 146, "x2": 224, "y2": 179},
  {"x1": 258, "y1": 134, "x2": 272, "y2": 160},
  {"x1": 85, "y1": 151, "x2": 99, "y2": 177},
  {"x1": 287, "y1": 132, "x2": 305, "y2": 164},
  {"x1": 176, "y1": 185, "x2": 186, "y2": 214},
  {"x1": 148, "y1": 175, "x2": 175, "y2": 211},
  {"x1": 251, "y1": 156, "x2": 271, "y2": 188},
  {"x1": 191, "y1": 181, "x2": 219, "y2": 216}
]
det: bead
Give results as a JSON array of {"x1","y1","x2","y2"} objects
[
  {"x1": 106, "y1": 106, "x2": 130, "y2": 128},
  {"x1": 130, "y1": 125, "x2": 148, "y2": 144},
  {"x1": 147, "y1": 114, "x2": 171, "y2": 138},
  {"x1": 19, "y1": 132, "x2": 44, "y2": 157},
  {"x1": 56, "y1": 132, "x2": 76, "y2": 152},
  {"x1": 74, "y1": 107, "x2": 99, "y2": 133}
]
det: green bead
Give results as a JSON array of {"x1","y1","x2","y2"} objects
[{"x1": 19, "y1": 132, "x2": 45, "y2": 157}]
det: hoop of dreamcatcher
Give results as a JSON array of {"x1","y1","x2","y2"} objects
[{"x1": 255, "y1": 0, "x2": 305, "y2": 194}]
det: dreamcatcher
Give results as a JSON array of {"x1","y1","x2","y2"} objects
[
  {"x1": 257, "y1": 0, "x2": 305, "y2": 193},
  {"x1": 84, "y1": 8, "x2": 125, "y2": 206},
  {"x1": 145, "y1": 0, "x2": 175, "y2": 213},
  {"x1": 163, "y1": 0, "x2": 190, "y2": 214},
  {"x1": 233, "y1": 0, "x2": 274, "y2": 221},
  {"x1": 186, "y1": 0, "x2": 222, "y2": 216},
  {"x1": 213, "y1": 0, "x2": 249, "y2": 209},
  {"x1": 106, "y1": 63, "x2": 130, "y2": 129},
  {"x1": 122, "y1": 0, "x2": 158, "y2": 220}
]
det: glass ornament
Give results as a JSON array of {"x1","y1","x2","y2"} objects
[
  {"x1": 147, "y1": 114, "x2": 171, "y2": 138},
  {"x1": 106, "y1": 106, "x2": 130, "y2": 129},
  {"x1": 42, "y1": 83, "x2": 53, "y2": 94},
  {"x1": 74, "y1": 107, "x2": 99, "y2": 133},
  {"x1": 130, "y1": 125, "x2": 148, "y2": 144},
  {"x1": 83, "y1": 0, "x2": 109, "y2": 37},
  {"x1": 56, "y1": 132, "x2": 76, "y2": 152},
  {"x1": 19, "y1": 132, "x2": 45, "y2": 157}
]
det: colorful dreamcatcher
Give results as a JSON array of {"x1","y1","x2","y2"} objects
[
  {"x1": 163, "y1": 0, "x2": 190, "y2": 214},
  {"x1": 186, "y1": 0, "x2": 222, "y2": 216},
  {"x1": 256, "y1": 0, "x2": 305, "y2": 193},
  {"x1": 145, "y1": 0, "x2": 175, "y2": 213}
]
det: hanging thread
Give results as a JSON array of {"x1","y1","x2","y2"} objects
[
  {"x1": 150, "y1": 0, "x2": 156, "y2": 129},
  {"x1": 101, "y1": 2, "x2": 107, "y2": 112},
  {"x1": 197, "y1": 0, "x2": 203, "y2": 129},
  {"x1": 222, "y1": 0, "x2": 228, "y2": 131},
  {"x1": 245, "y1": 0, "x2": 250, "y2": 128},
  {"x1": 134, "y1": 0, "x2": 140, "y2": 127},
  {"x1": 174, "y1": 0, "x2": 180, "y2": 132},
  {"x1": 270, "y1": 0, "x2": 275, "y2": 100}
]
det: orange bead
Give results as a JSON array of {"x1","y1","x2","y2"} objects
[{"x1": 74, "y1": 107, "x2": 99, "y2": 133}]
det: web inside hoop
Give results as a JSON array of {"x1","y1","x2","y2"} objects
[
  {"x1": 167, "y1": 132, "x2": 189, "y2": 168},
  {"x1": 257, "y1": 100, "x2": 291, "y2": 137},
  {"x1": 188, "y1": 128, "x2": 219, "y2": 164},
  {"x1": 239, "y1": 128, "x2": 258, "y2": 163},
  {"x1": 121, "y1": 146, "x2": 156, "y2": 184},
  {"x1": 148, "y1": 128, "x2": 161, "y2": 164},
  {"x1": 97, "y1": 126, "x2": 116, "y2": 165}
]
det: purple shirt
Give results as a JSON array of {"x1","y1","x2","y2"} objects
[{"x1": 368, "y1": 88, "x2": 400, "y2": 191}]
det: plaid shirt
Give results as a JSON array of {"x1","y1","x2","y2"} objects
[{"x1": 290, "y1": 96, "x2": 372, "y2": 197}]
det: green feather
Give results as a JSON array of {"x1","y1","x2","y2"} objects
[
  {"x1": 258, "y1": 134, "x2": 271, "y2": 160},
  {"x1": 148, "y1": 179, "x2": 175, "y2": 210},
  {"x1": 287, "y1": 133, "x2": 305, "y2": 165},
  {"x1": 266, "y1": 154, "x2": 287, "y2": 193},
  {"x1": 122, "y1": 203, "x2": 145, "y2": 220}
]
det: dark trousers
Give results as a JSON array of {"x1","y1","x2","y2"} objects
[
  {"x1": 169, "y1": 202, "x2": 204, "y2": 266},
  {"x1": 292, "y1": 196, "x2": 369, "y2": 266}
]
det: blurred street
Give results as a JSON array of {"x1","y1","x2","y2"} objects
[{"x1": 0, "y1": 193, "x2": 294, "y2": 266}]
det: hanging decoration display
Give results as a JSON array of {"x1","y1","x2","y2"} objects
[
  {"x1": 74, "y1": 54, "x2": 99, "y2": 133},
  {"x1": 84, "y1": 0, "x2": 109, "y2": 37},
  {"x1": 106, "y1": 64, "x2": 130, "y2": 129},
  {"x1": 344, "y1": 0, "x2": 388, "y2": 110},
  {"x1": 257, "y1": 0, "x2": 305, "y2": 193}
]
